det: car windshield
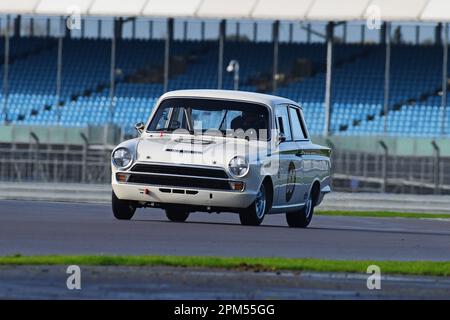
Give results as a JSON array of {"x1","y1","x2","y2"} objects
[{"x1": 147, "y1": 98, "x2": 270, "y2": 140}]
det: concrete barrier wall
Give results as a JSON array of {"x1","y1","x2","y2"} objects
[
  {"x1": 1, "y1": 125, "x2": 448, "y2": 157},
  {"x1": 312, "y1": 135, "x2": 450, "y2": 157},
  {"x1": 0, "y1": 182, "x2": 110, "y2": 203},
  {"x1": 0, "y1": 125, "x2": 122, "y2": 146},
  {"x1": 1, "y1": 182, "x2": 450, "y2": 214}
]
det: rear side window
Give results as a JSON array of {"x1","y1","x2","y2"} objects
[
  {"x1": 275, "y1": 106, "x2": 292, "y2": 141},
  {"x1": 289, "y1": 107, "x2": 308, "y2": 140}
]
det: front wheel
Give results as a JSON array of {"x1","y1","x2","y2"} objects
[
  {"x1": 286, "y1": 192, "x2": 314, "y2": 228},
  {"x1": 112, "y1": 191, "x2": 136, "y2": 220},
  {"x1": 239, "y1": 183, "x2": 267, "y2": 226},
  {"x1": 165, "y1": 207, "x2": 190, "y2": 222}
]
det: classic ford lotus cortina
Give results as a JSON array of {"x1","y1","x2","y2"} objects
[{"x1": 111, "y1": 90, "x2": 331, "y2": 227}]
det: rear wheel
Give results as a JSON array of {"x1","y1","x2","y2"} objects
[
  {"x1": 286, "y1": 192, "x2": 314, "y2": 228},
  {"x1": 112, "y1": 191, "x2": 136, "y2": 220},
  {"x1": 165, "y1": 207, "x2": 190, "y2": 222},
  {"x1": 239, "y1": 183, "x2": 267, "y2": 226}
]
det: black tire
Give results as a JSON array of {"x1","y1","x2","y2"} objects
[
  {"x1": 112, "y1": 191, "x2": 136, "y2": 220},
  {"x1": 286, "y1": 192, "x2": 314, "y2": 228},
  {"x1": 165, "y1": 207, "x2": 190, "y2": 222},
  {"x1": 239, "y1": 183, "x2": 267, "y2": 226}
]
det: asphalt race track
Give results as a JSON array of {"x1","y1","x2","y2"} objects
[
  {"x1": 1, "y1": 200, "x2": 450, "y2": 299},
  {"x1": 1, "y1": 200, "x2": 450, "y2": 261},
  {"x1": 2, "y1": 265, "x2": 450, "y2": 299}
]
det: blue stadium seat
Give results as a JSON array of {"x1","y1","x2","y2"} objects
[{"x1": 2, "y1": 37, "x2": 449, "y2": 137}]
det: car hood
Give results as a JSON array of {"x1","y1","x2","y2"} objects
[{"x1": 136, "y1": 134, "x2": 268, "y2": 167}]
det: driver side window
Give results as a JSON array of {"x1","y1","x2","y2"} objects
[
  {"x1": 155, "y1": 109, "x2": 170, "y2": 130},
  {"x1": 154, "y1": 107, "x2": 186, "y2": 131}
]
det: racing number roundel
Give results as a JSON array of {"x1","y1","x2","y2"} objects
[{"x1": 286, "y1": 161, "x2": 296, "y2": 202}]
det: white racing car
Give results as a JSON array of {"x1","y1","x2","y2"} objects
[{"x1": 111, "y1": 90, "x2": 331, "y2": 227}]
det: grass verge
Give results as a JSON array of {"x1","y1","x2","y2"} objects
[
  {"x1": 0, "y1": 255, "x2": 449, "y2": 277},
  {"x1": 316, "y1": 210, "x2": 450, "y2": 219}
]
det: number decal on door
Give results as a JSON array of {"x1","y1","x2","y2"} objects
[{"x1": 286, "y1": 161, "x2": 296, "y2": 202}]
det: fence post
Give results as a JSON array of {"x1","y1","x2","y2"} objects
[
  {"x1": 30, "y1": 132, "x2": 40, "y2": 181},
  {"x1": 325, "y1": 139, "x2": 335, "y2": 187},
  {"x1": 431, "y1": 140, "x2": 441, "y2": 195},
  {"x1": 378, "y1": 140, "x2": 388, "y2": 193},
  {"x1": 80, "y1": 133, "x2": 89, "y2": 183},
  {"x1": 105, "y1": 148, "x2": 111, "y2": 183}
]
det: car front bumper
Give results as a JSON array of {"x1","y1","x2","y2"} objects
[{"x1": 112, "y1": 181, "x2": 258, "y2": 209}]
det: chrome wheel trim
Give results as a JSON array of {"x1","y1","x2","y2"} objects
[
  {"x1": 305, "y1": 194, "x2": 312, "y2": 219},
  {"x1": 255, "y1": 185, "x2": 266, "y2": 219}
]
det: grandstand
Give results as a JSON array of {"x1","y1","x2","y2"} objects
[
  {"x1": 1, "y1": 0, "x2": 450, "y2": 193},
  {"x1": 1, "y1": 37, "x2": 449, "y2": 137},
  {"x1": 0, "y1": 1, "x2": 448, "y2": 138}
]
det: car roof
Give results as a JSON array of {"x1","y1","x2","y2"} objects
[{"x1": 158, "y1": 89, "x2": 300, "y2": 109}]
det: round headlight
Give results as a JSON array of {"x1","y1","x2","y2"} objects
[
  {"x1": 228, "y1": 156, "x2": 249, "y2": 178},
  {"x1": 112, "y1": 148, "x2": 132, "y2": 168}
]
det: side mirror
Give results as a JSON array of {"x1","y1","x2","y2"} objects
[
  {"x1": 278, "y1": 132, "x2": 286, "y2": 144},
  {"x1": 135, "y1": 122, "x2": 145, "y2": 134}
]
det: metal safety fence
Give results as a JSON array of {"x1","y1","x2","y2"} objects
[
  {"x1": 0, "y1": 143, "x2": 111, "y2": 184},
  {"x1": 0, "y1": 142, "x2": 449, "y2": 195},
  {"x1": 331, "y1": 149, "x2": 450, "y2": 194}
]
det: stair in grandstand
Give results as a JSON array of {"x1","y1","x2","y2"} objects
[
  {"x1": 338, "y1": 84, "x2": 446, "y2": 133},
  {"x1": 318, "y1": 43, "x2": 445, "y2": 135},
  {"x1": 3, "y1": 39, "x2": 60, "y2": 124},
  {"x1": 254, "y1": 44, "x2": 377, "y2": 94},
  {"x1": 17, "y1": 42, "x2": 206, "y2": 125},
  {"x1": 126, "y1": 54, "x2": 192, "y2": 84},
  {"x1": 0, "y1": 38, "x2": 58, "y2": 66},
  {"x1": 15, "y1": 80, "x2": 109, "y2": 123}
]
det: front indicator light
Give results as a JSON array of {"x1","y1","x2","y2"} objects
[
  {"x1": 116, "y1": 173, "x2": 130, "y2": 183},
  {"x1": 229, "y1": 181, "x2": 245, "y2": 191}
]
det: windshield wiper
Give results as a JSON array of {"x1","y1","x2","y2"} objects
[
  {"x1": 184, "y1": 108, "x2": 194, "y2": 135},
  {"x1": 218, "y1": 110, "x2": 228, "y2": 131}
]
